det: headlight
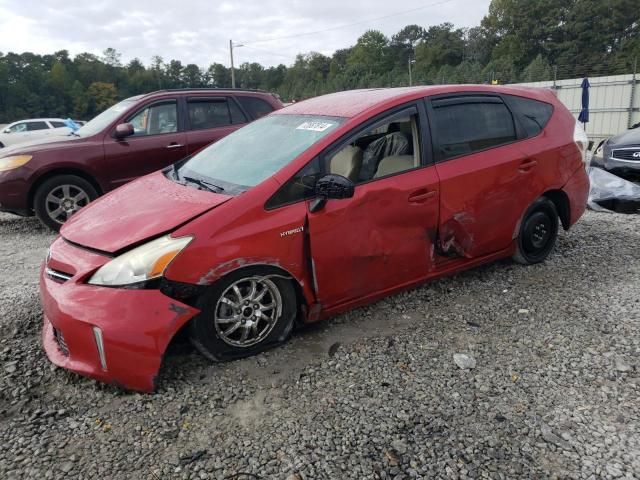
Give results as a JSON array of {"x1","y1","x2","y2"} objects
[
  {"x1": 0, "y1": 155, "x2": 32, "y2": 172},
  {"x1": 88, "y1": 235, "x2": 193, "y2": 287}
]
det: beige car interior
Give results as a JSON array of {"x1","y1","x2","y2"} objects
[{"x1": 329, "y1": 115, "x2": 420, "y2": 182}]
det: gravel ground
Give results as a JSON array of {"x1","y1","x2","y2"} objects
[{"x1": 0, "y1": 210, "x2": 638, "y2": 479}]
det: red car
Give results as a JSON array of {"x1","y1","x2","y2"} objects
[
  {"x1": 0, "y1": 89, "x2": 282, "y2": 230},
  {"x1": 40, "y1": 85, "x2": 590, "y2": 391}
]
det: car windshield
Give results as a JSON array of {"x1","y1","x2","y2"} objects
[
  {"x1": 176, "y1": 114, "x2": 344, "y2": 191},
  {"x1": 76, "y1": 98, "x2": 140, "y2": 137}
]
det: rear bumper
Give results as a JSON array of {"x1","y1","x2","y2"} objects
[
  {"x1": 39, "y1": 238, "x2": 200, "y2": 392},
  {"x1": 562, "y1": 166, "x2": 589, "y2": 227}
]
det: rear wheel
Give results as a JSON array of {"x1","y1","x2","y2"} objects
[
  {"x1": 189, "y1": 267, "x2": 297, "y2": 361},
  {"x1": 33, "y1": 175, "x2": 98, "y2": 231},
  {"x1": 513, "y1": 197, "x2": 559, "y2": 265}
]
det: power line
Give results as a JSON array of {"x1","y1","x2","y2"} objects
[
  {"x1": 241, "y1": 45, "x2": 292, "y2": 60},
  {"x1": 240, "y1": 0, "x2": 456, "y2": 45}
]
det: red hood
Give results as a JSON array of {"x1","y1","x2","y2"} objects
[{"x1": 61, "y1": 171, "x2": 231, "y2": 253}]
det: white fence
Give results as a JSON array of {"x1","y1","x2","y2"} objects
[{"x1": 515, "y1": 73, "x2": 639, "y2": 145}]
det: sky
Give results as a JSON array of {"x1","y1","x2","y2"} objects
[{"x1": 0, "y1": 0, "x2": 491, "y2": 68}]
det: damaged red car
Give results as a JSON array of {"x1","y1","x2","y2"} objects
[{"x1": 40, "y1": 85, "x2": 590, "y2": 391}]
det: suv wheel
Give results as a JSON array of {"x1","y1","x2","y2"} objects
[
  {"x1": 513, "y1": 197, "x2": 559, "y2": 265},
  {"x1": 33, "y1": 175, "x2": 98, "y2": 231}
]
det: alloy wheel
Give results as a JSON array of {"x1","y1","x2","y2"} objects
[
  {"x1": 45, "y1": 185, "x2": 90, "y2": 225},
  {"x1": 214, "y1": 277, "x2": 283, "y2": 348}
]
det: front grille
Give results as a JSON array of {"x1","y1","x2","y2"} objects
[
  {"x1": 45, "y1": 267, "x2": 73, "y2": 283},
  {"x1": 612, "y1": 148, "x2": 640, "y2": 161},
  {"x1": 53, "y1": 328, "x2": 69, "y2": 356}
]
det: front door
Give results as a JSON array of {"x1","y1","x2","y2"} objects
[
  {"x1": 307, "y1": 105, "x2": 440, "y2": 309},
  {"x1": 103, "y1": 99, "x2": 187, "y2": 189}
]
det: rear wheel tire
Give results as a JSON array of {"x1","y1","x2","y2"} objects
[
  {"x1": 33, "y1": 175, "x2": 98, "y2": 231},
  {"x1": 513, "y1": 197, "x2": 559, "y2": 265},
  {"x1": 189, "y1": 267, "x2": 297, "y2": 362}
]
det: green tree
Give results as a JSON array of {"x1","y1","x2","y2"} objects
[{"x1": 86, "y1": 82, "x2": 118, "y2": 115}]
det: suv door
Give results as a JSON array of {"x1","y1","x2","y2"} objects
[
  {"x1": 103, "y1": 99, "x2": 187, "y2": 189},
  {"x1": 426, "y1": 94, "x2": 537, "y2": 258},
  {"x1": 305, "y1": 104, "x2": 440, "y2": 309},
  {"x1": 184, "y1": 97, "x2": 247, "y2": 154}
]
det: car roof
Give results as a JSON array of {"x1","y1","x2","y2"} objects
[
  {"x1": 275, "y1": 85, "x2": 555, "y2": 119},
  {"x1": 9, "y1": 118, "x2": 67, "y2": 124},
  {"x1": 135, "y1": 88, "x2": 276, "y2": 100}
]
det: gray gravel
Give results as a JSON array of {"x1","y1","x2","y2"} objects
[{"x1": 0, "y1": 210, "x2": 638, "y2": 479}]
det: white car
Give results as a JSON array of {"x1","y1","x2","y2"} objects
[{"x1": 0, "y1": 118, "x2": 72, "y2": 148}]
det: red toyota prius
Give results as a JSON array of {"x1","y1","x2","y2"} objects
[{"x1": 40, "y1": 86, "x2": 590, "y2": 391}]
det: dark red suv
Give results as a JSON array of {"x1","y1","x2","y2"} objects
[{"x1": 0, "y1": 89, "x2": 283, "y2": 229}]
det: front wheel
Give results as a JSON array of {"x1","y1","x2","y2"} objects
[
  {"x1": 33, "y1": 175, "x2": 98, "y2": 231},
  {"x1": 189, "y1": 268, "x2": 297, "y2": 362},
  {"x1": 513, "y1": 197, "x2": 559, "y2": 265}
]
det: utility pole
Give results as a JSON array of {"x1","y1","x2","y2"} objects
[
  {"x1": 229, "y1": 39, "x2": 243, "y2": 89},
  {"x1": 408, "y1": 57, "x2": 413, "y2": 86}
]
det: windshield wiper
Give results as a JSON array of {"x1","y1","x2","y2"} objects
[{"x1": 181, "y1": 175, "x2": 225, "y2": 193}]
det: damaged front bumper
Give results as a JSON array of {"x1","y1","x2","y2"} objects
[{"x1": 39, "y1": 238, "x2": 200, "y2": 392}]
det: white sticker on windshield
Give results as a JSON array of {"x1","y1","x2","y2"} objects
[{"x1": 296, "y1": 121, "x2": 334, "y2": 132}]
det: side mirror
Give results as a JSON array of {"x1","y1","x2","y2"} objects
[
  {"x1": 114, "y1": 123, "x2": 134, "y2": 139},
  {"x1": 3, "y1": 128, "x2": 10, "y2": 134},
  {"x1": 309, "y1": 174, "x2": 355, "y2": 212}
]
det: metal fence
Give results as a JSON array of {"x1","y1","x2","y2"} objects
[{"x1": 514, "y1": 73, "x2": 639, "y2": 144}]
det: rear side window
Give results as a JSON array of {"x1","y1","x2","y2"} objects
[
  {"x1": 50, "y1": 121, "x2": 67, "y2": 128},
  {"x1": 504, "y1": 95, "x2": 553, "y2": 137},
  {"x1": 237, "y1": 96, "x2": 275, "y2": 119},
  {"x1": 430, "y1": 98, "x2": 516, "y2": 161},
  {"x1": 27, "y1": 121, "x2": 50, "y2": 131},
  {"x1": 188, "y1": 100, "x2": 231, "y2": 129}
]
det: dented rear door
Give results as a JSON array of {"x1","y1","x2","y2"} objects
[{"x1": 427, "y1": 95, "x2": 535, "y2": 258}]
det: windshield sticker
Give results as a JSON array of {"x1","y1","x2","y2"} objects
[{"x1": 296, "y1": 121, "x2": 335, "y2": 132}]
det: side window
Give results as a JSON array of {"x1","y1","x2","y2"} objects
[
  {"x1": 50, "y1": 121, "x2": 67, "y2": 128},
  {"x1": 26, "y1": 121, "x2": 50, "y2": 131},
  {"x1": 187, "y1": 99, "x2": 234, "y2": 130},
  {"x1": 326, "y1": 111, "x2": 421, "y2": 183},
  {"x1": 8, "y1": 122, "x2": 27, "y2": 133},
  {"x1": 228, "y1": 99, "x2": 248, "y2": 124},
  {"x1": 237, "y1": 96, "x2": 275, "y2": 119},
  {"x1": 504, "y1": 94, "x2": 553, "y2": 138},
  {"x1": 265, "y1": 157, "x2": 321, "y2": 209},
  {"x1": 430, "y1": 98, "x2": 516, "y2": 161},
  {"x1": 128, "y1": 101, "x2": 178, "y2": 136}
]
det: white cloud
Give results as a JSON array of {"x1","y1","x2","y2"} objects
[{"x1": 0, "y1": 0, "x2": 491, "y2": 67}]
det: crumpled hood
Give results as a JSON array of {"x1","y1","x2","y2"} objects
[
  {"x1": 0, "y1": 133, "x2": 84, "y2": 156},
  {"x1": 61, "y1": 171, "x2": 231, "y2": 253}
]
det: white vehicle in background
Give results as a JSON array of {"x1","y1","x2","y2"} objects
[{"x1": 0, "y1": 118, "x2": 72, "y2": 148}]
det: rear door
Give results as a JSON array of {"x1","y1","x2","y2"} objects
[
  {"x1": 306, "y1": 104, "x2": 441, "y2": 309},
  {"x1": 103, "y1": 99, "x2": 187, "y2": 189},
  {"x1": 426, "y1": 94, "x2": 537, "y2": 258},
  {"x1": 184, "y1": 96, "x2": 247, "y2": 154}
]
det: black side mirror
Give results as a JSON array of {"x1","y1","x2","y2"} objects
[
  {"x1": 114, "y1": 123, "x2": 134, "y2": 139},
  {"x1": 309, "y1": 174, "x2": 355, "y2": 212}
]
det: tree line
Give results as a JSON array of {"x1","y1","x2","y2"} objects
[{"x1": 0, "y1": 0, "x2": 638, "y2": 123}]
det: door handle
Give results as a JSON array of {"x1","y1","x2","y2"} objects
[
  {"x1": 166, "y1": 143, "x2": 184, "y2": 149},
  {"x1": 408, "y1": 189, "x2": 437, "y2": 203},
  {"x1": 518, "y1": 159, "x2": 538, "y2": 172}
]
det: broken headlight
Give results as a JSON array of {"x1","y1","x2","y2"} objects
[{"x1": 87, "y1": 235, "x2": 192, "y2": 287}]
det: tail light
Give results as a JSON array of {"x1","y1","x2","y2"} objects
[{"x1": 573, "y1": 121, "x2": 589, "y2": 166}]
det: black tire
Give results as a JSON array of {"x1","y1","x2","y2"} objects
[
  {"x1": 513, "y1": 197, "x2": 559, "y2": 265},
  {"x1": 33, "y1": 175, "x2": 99, "y2": 231},
  {"x1": 189, "y1": 267, "x2": 297, "y2": 362}
]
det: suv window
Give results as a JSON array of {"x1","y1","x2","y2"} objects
[
  {"x1": 237, "y1": 96, "x2": 275, "y2": 119},
  {"x1": 27, "y1": 121, "x2": 50, "y2": 131},
  {"x1": 430, "y1": 97, "x2": 516, "y2": 161},
  {"x1": 187, "y1": 98, "x2": 246, "y2": 130},
  {"x1": 50, "y1": 121, "x2": 67, "y2": 128},
  {"x1": 8, "y1": 122, "x2": 27, "y2": 133},
  {"x1": 504, "y1": 95, "x2": 553, "y2": 137},
  {"x1": 128, "y1": 101, "x2": 178, "y2": 136}
]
